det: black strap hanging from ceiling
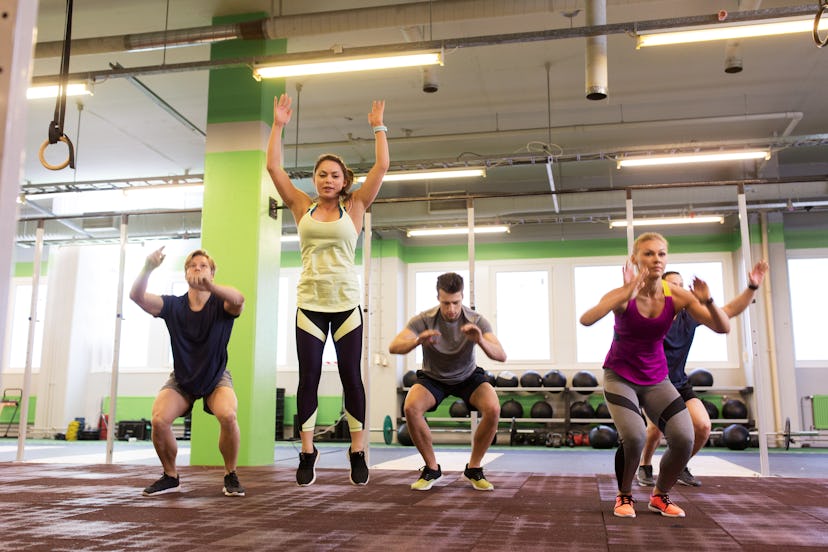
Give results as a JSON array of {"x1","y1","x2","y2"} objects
[{"x1": 41, "y1": 0, "x2": 76, "y2": 170}]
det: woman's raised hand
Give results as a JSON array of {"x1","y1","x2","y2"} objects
[
  {"x1": 368, "y1": 100, "x2": 385, "y2": 127},
  {"x1": 273, "y1": 94, "x2": 293, "y2": 127}
]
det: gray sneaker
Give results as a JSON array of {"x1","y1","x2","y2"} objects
[
  {"x1": 637, "y1": 465, "x2": 654, "y2": 487},
  {"x1": 223, "y1": 471, "x2": 245, "y2": 496},
  {"x1": 677, "y1": 466, "x2": 701, "y2": 487}
]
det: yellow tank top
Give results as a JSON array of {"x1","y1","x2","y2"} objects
[{"x1": 296, "y1": 203, "x2": 360, "y2": 311}]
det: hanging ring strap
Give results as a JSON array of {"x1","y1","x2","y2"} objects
[
  {"x1": 815, "y1": 1, "x2": 828, "y2": 48},
  {"x1": 42, "y1": 0, "x2": 76, "y2": 170}
]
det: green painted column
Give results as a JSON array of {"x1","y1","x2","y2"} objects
[{"x1": 191, "y1": 14, "x2": 286, "y2": 466}]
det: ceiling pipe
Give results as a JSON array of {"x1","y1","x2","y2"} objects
[
  {"x1": 30, "y1": 5, "x2": 818, "y2": 84},
  {"x1": 585, "y1": 0, "x2": 608, "y2": 100},
  {"x1": 35, "y1": 0, "x2": 556, "y2": 59}
]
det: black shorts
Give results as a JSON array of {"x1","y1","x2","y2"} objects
[
  {"x1": 675, "y1": 380, "x2": 699, "y2": 403},
  {"x1": 414, "y1": 367, "x2": 490, "y2": 412}
]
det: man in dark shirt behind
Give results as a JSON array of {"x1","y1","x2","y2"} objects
[{"x1": 637, "y1": 260, "x2": 768, "y2": 487}]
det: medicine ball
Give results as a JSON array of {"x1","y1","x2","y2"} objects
[
  {"x1": 501, "y1": 399, "x2": 524, "y2": 419},
  {"x1": 397, "y1": 422, "x2": 413, "y2": 446},
  {"x1": 485, "y1": 371, "x2": 497, "y2": 386},
  {"x1": 595, "y1": 402, "x2": 611, "y2": 419},
  {"x1": 519, "y1": 370, "x2": 543, "y2": 388},
  {"x1": 572, "y1": 370, "x2": 598, "y2": 394},
  {"x1": 542, "y1": 369, "x2": 567, "y2": 390},
  {"x1": 402, "y1": 370, "x2": 418, "y2": 388},
  {"x1": 701, "y1": 399, "x2": 719, "y2": 421},
  {"x1": 570, "y1": 400, "x2": 595, "y2": 420},
  {"x1": 530, "y1": 400, "x2": 554, "y2": 419},
  {"x1": 722, "y1": 399, "x2": 748, "y2": 419},
  {"x1": 589, "y1": 425, "x2": 618, "y2": 449},
  {"x1": 449, "y1": 399, "x2": 470, "y2": 418},
  {"x1": 722, "y1": 423, "x2": 750, "y2": 450},
  {"x1": 496, "y1": 370, "x2": 519, "y2": 388},
  {"x1": 688, "y1": 368, "x2": 714, "y2": 388}
]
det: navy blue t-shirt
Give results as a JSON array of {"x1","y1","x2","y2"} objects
[
  {"x1": 158, "y1": 293, "x2": 238, "y2": 397},
  {"x1": 662, "y1": 309, "x2": 701, "y2": 387}
]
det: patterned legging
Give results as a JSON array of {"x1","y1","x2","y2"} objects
[
  {"x1": 295, "y1": 307, "x2": 365, "y2": 433},
  {"x1": 603, "y1": 369, "x2": 694, "y2": 494}
]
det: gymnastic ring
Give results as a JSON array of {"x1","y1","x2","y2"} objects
[
  {"x1": 39, "y1": 135, "x2": 73, "y2": 171},
  {"x1": 815, "y1": 2, "x2": 828, "y2": 48}
]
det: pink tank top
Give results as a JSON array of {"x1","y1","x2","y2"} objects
[{"x1": 603, "y1": 281, "x2": 675, "y2": 385}]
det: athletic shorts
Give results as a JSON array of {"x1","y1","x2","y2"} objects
[
  {"x1": 160, "y1": 370, "x2": 234, "y2": 416},
  {"x1": 415, "y1": 367, "x2": 490, "y2": 412},
  {"x1": 675, "y1": 380, "x2": 699, "y2": 403}
]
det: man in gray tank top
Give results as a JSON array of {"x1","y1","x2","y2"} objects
[{"x1": 389, "y1": 272, "x2": 506, "y2": 491}]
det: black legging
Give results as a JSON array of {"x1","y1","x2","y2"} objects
[
  {"x1": 603, "y1": 369, "x2": 693, "y2": 494},
  {"x1": 295, "y1": 307, "x2": 365, "y2": 433}
]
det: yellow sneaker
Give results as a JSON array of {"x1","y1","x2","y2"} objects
[
  {"x1": 411, "y1": 465, "x2": 442, "y2": 491},
  {"x1": 463, "y1": 464, "x2": 494, "y2": 491},
  {"x1": 613, "y1": 494, "x2": 636, "y2": 518},
  {"x1": 648, "y1": 494, "x2": 686, "y2": 518}
]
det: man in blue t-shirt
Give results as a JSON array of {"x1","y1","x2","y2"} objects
[
  {"x1": 130, "y1": 247, "x2": 245, "y2": 497},
  {"x1": 389, "y1": 272, "x2": 507, "y2": 492},
  {"x1": 637, "y1": 260, "x2": 768, "y2": 488}
]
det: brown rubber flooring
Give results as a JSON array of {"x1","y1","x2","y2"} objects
[{"x1": 0, "y1": 463, "x2": 826, "y2": 551}]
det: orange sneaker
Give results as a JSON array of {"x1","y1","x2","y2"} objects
[
  {"x1": 648, "y1": 494, "x2": 685, "y2": 518},
  {"x1": 613, "y1": 494, "x2": 636, "y2": 518}
]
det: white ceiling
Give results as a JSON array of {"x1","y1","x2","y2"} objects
[{"x1": 18, "y1": 0, "x2": 828, "y2": 244}]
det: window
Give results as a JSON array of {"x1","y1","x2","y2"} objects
[
  {"x1": 788, "y1": 256, "x2": 828, "y2": 361},
  {"x1": 574, "y1": 265, "x2": 619, "y2": 363},
  {"x1": 574, "y1": 261, "x2": 728, "y2": 363},
  {"x1": 495, "y1": 270, "x2": 550, "y2": 360},
  {"x1": 666, "y1": 261, "x2": 726, "y2": 362},
  {"x1": 4, "y1": 280, "x2": 47, "y2": 372},
  {"x1": 411, "y1": 269, "x2": 469, "y2": 364}
]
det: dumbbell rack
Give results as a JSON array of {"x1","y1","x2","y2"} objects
[{"x1": 397, "y1": 384, "x2": 754, "y2": 446}]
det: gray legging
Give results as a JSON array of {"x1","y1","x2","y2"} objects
[{"x1": 603, "y1": 369, "x2": 694, "y2": 494}]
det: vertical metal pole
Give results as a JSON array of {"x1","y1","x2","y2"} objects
[
  {"x1": 467, "y1": 198, "x2": 476, "y2": 309},
  {"x1": 362, "y1": 210, "x2": 372, "y2": 462},
  {"x1": 625, "y1": 189, "x2": 634, "y2": 256},
  {"x1": 105, "y1": 215, "x2": 129, "y2": 464},
  {"x1": 15, "y1": 220, "x2": 44, "y2": 461},
  {"x1": 737, "y1": 186, "x2": 769, "y2": 476},
  {"x1": 466, "y1": 198, "x2": 479, "y2": 441}
]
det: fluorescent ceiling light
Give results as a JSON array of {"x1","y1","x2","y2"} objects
[
  {"x1": 617, "y1": 150, "x2": 769, "y2": 168},
  {"x1": 406, "y1": 225, "x2": 510, "y2": 237},
  {"x1": 281, "y1": 234, "x2": 300, "y2": 243},
  {"x1": 27, "y1": 82, "x2": 93, "y2": 100},
  {"x1": 253, "y1": 51, "x2": 442, "y2": 80},
  {"x1": 356, "y1": 168, "x2": 485, "y2": 183},
  {"x1": 609, "y1": 215, "x2": 724, "y2": 228},
  {"x1": 637, "y1": 17, "x2": 827, "y2": 48}
]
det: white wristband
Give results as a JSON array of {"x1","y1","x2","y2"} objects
[{"x1": 372, "y1": 125, "x2": 388, "y2": 134}]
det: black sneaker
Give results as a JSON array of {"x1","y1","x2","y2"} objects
[
  {"x1": 677, "y1": 466, "x2": 701, "y2": 487},
  {"x1": 296, "y1": 447, "x2": 319, "y2": 486},
  {"x1": 143, "y1": 473, "x2": 180, "y2": 496},
  {"x1": 223, "y1": 471, "x2": 245, "y2": 496},
  {"x1": 411, "y1": 465, "x2": 442, "y2": 491},
  {"x1": 463, "y1": 463, "x2": 494, "y2": 491},
  {"x1": 637, "y1": 465, "x2": 654, "y2": 487},
  {"x1": 348, "y1": 448, "x2": 369, "y2": 486}
]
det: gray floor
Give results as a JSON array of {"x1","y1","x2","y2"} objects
[{"x1": 2, "y1": 438, "x2": 825, "y2": 479}]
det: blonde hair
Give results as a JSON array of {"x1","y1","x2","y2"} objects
[
  {"x1": 184, "y1": 249, "x2": 216, "y2": 275},
  {"x1": 633, "y1": 232, "x2": 668, "y2": 254}
]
